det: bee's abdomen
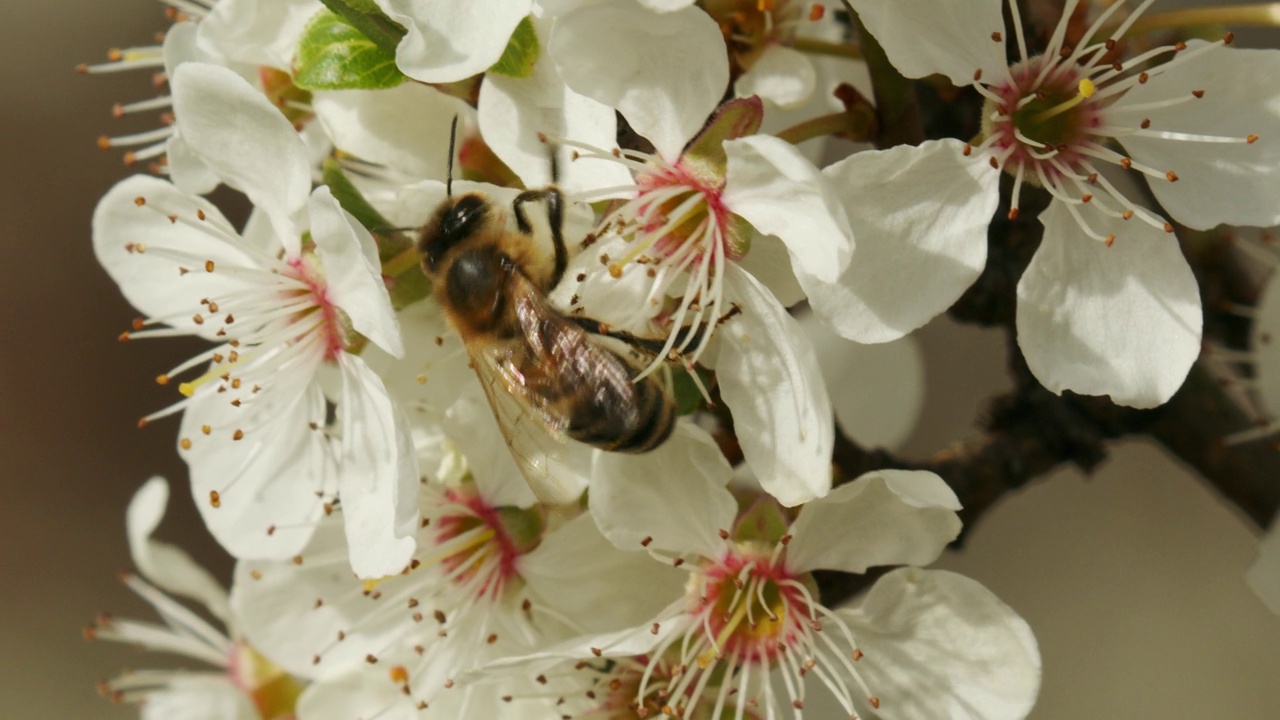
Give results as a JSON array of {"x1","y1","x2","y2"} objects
[{"x1": 567, "y1": 376, "x2": 675, "y2": 454}]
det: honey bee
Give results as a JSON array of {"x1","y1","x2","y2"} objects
[{"x1": 418, "y1": 123, "x2": 676, "y2": 504}]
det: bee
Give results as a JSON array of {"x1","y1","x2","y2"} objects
[{"x1": 418, "y1": 121, "x2": 676, "y2": 504}]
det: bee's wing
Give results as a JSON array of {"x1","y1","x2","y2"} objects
[
  {"x1": 470, "y1": 354, "x2": 589, "y2": 505},
  {"x1": 465, "y1": 279, "x2": 634, "y2": 505}
]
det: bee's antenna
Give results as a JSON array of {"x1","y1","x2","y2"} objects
[{"x1": 447, "y1": 115, "x2": 458, "y2": 198}]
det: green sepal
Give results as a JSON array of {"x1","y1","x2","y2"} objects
[
  {"x1": 681, "y1": 96, "x2": 764, "y2": 182},
  {"x1": 731, "y1": 495, "x2": 790, "y2": 546},
  {"x1": 488, "y1": 16, "x2": 540, "y2": 79},
  {"x1": 294, "y1": 9, "x2": 406, "y2": 90}
]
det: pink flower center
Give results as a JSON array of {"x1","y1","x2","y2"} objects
[
  {"x1": 285, "y1": 256, "x2": 346, "y2": 361},
  {"x1": 432, "y1": 487, "x2": 542, "y2": 599},
  {"x1": 982, "y1": 58, "x2": 1103, "y2": 188},
  {"x1": 692, "y1": 546, "x2": 810, "y2": 662}
]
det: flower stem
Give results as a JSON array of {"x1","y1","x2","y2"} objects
[
  {"x1": 1125, "y1": 4, "x2": 1280, "y2": 35},
  {"x1": 774, "y1": 111, "x2": 873, "y2": 145},
  {"x1": 791, "y1": 37, "x2": 863, "y2": 60}
]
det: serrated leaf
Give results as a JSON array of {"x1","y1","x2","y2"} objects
[
  {"x1": 488, "y1": 16, "x2": 540, "y2": 78},
  {"x1": 294, "y1": 9, "x2": 406, "y2": 90}
]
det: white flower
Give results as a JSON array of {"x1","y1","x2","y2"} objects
[
  {"x1": 487, "y1": 438, "x2": 1041, "y2": 719},
  {"x1": 551, "y1": 97, "x2": 847, "y2": 506},
  {"x1": 86, "y1": 478, "x2": 304, "y2": 720},
  {"x1": 230, "y1": 419, "x2": 685, "y2": 714},
  {"x1": 825, "y1": 0, "x2": 1280, "y2": 407},
  {"x1": 93, "y1": 62, "x2": 417, "y2": 579}
]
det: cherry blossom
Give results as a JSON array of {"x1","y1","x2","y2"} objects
[{"x1": 94, "y1": 62, "x2": 417, "y2": 578}]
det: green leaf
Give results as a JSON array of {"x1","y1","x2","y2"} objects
[
  {"x1": 294, "y1": 9, "x2": 406, "y2": 90},
  {"x1": 317, "y1": 0, "x2": 407, "y2": 55},
  {"x1": 488, "y1": 16, "x2": 540, "y2": 78}
]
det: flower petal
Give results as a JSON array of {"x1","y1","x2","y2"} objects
[
  {"x1": 312, "y1": 83, "x2": 473, "y2": 182},
  {"x1": 182, "y1": 376, "x2": 334, "y2": 561},
  {"x1": 171, "y1": 62, "x2": 311, "y2": 251},
  {"x1": 550, "y1": 1, "x2": 728, "y2": 162},
  {"x1": 336, "y1": 355, "x2": 420, "y2": 579},
  {"x1": 717, "y1": 265, "x2": 833, "y2": 506},
  {"x1": 786, "y1": 470, "x2": 961, "y2": 575},
  {"x1": 93, "y1": 175, "x2": 261, "y2": 338},
  {"x1": 139, "y1": 676, "x2": 259, "y2": 720},
  {"x1": 374, "y1": 0, "x2": 533, "y2": 83},
  {"x1": 841, "y1": 568, "x2": 1041, "y2": 720},
  {"x1": 734, "y1": 45, "x2": 816, "y2": 109},
  {"x1": 723, "y1": 134, "x2": 852, "y2": 282},
  {"x1": 590, "y1": 424, "x2": 736, "y2": 557},
  {"x1": 801, "y1": 139, "x2": 997, "y2": 343},
  {"x1": 797, "y1": 309, "x2": 924, "y2": 450},
  {"x1": 1113, "y1": 44, "x2": 1280, "y2": 230},
  {"x1": 197, "y1": 0, "x2": 320, "y2": 69},
  {"x1": 232, "y1": 519, "x2": 397, "y2": 679},
  {"x1": 736, "y1": 231, "x2": 806, "y2": 308},
  {"x1": 479, "y1": 51, "x2": 634, "y2": 195},
  {"x1": 126, "y1": 477, "x2": 232, "y2": 623},
  {"x1": 309, "y1": 186, "x2": 403, "y2": 357},
  {"x1": 845, "y1": 0, "x2": 1008, "y2": 86},
  {"x1": 521, "y1": 513, "x2": 687, "y2": 633},
  {"x1": 1017, "y1": 200, "x2": 1202, "y2": 408}
]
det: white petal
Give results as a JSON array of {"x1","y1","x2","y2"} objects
[
  {"x1": 797, "y1": 309, "x2": 924, "y2": 450},
  {"x1": 443, "y1": 389, "x2": 541, "y2": 509},
  {"x1": 182, "y1": 376, "x2": 333, "y2": 561},
  {"x1": 232, "y1": 520, "x2": 399, "y2": 680},
  {"x1": 734, "y1": 45, "x2": 816, "y2": 109},
  {"x1": 171, "y1": 62, "x2": 311, "y2": 251},
  {"x1": 479, "y1": 53, "x2": 634, "y2": 195},
  {"x1": 521, "y1": 513, "x2": 687, "y2": 633},
  {"x1": 481, "y1": 617, "x2": 681, "y2": 678},
  {"x1": 590, "y1": 423, "x2": 736, "y2": 557},
  {"x1": 197, "y1": 0, "x2": 320, "y2": 69},
  {"x1": 140, "y1": 676, "x2": 259, "y2": 720},
  {"x1": 736, "y1": 232, "x2": 806, "y2": 308},
  {"x1": 723, "y1": 135, "x2": 853, "y2": 282},
  {"x1": 786, "y1": 470, "x2": 961, "y2": 575},
  {"x1": 309, "y1": 186, "x2": 403, "y2": 357},
  {"x1": 550, "y1": 1, "x2": 728, "y2": 162},
  {"x1": 845, "y1": 0, "x2": 1008, "y2": 86},
  {"x1": 92, "y1": 175, "x2": 259, "y2": 338},
  {"x1": 165, "y1": 133, "x2": 221, "y2": 196},
  {"x1": 842, "y1": 568, "x2": 1041, "y2": 720},
  {"x1": 717, "y1": 265, "x2": 834, "y2": 506},
  {"x1": 375, "y1": 0, "x2": 533, "y2": 83},
  {"x1": 637, "y1": 0, "x2": 695, "y2": 11},
  {"x1": 127, "y1": 477, "x2": 232, "y2": 623},
  {"x1": 362, "y1": 300, "x2": 475, "y2": 414},
  {"x1": 312, "y1": 83, "x2": 473, "y2": 182},
  {"x1": 1017, "y1": 200, "x2": 1202, "y2": 408},
  {"x1": 336, "y1": 355, "x2": 420, "y2": 579},
  {"x1": 1247, "y1": 517, "x2": 1280, "y2": 616},
  {"x1": 1113, "y1": 44, "x2": 1280, "y2": 230},
  {"x1": 802, "y1": 139, "x2": 997, "y2": 343}
]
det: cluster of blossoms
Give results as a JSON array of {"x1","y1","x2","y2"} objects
[{"x1": 83, "y1": 0, "x2": 1280, "y2": 717}]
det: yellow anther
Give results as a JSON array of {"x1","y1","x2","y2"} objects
[{"x1": 1078, "y1": 78, "x2": 1096, "y2": 98}]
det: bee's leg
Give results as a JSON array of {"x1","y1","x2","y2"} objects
[{"x1": 512, "y1": 188, "x2": 567, "y2": 287}]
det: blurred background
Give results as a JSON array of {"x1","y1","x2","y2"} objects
[{"x1": 2, "y1": 1, "x2": 1279, "y2": 717}]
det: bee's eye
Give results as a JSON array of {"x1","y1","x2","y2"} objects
[{"x1": 444, "y1": 195, "x2": 486, "y2": 237}]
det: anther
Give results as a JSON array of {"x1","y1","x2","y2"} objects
[
  {"x1": 990, "y1": 31, "x2": 1001, "y2": 42},
  {"x1": 210, "y1": 490, "x2": 221, "y2": 508},
  {"x1": 1141, "y1": 118, "x2": 1151, "y2": 129},
  {"x1": 1225, "y1": 32, "x2": 1236, "y2": 44},
  {"x1": 973, "y1": 68, "x2": 983, "y2": 82},
  {"x1": 1105, "y1": 235, "x2": 1116, "y2": 247},
  {"x1": 1192, "y1": 89, "x2": 1205, "y2": 99},
  {"x1": 1166, "y1": 171, "x2": 1179, "y2": 182},
  {"x1": 1248, "y1": 135, "x2": 1259, "y2": 144},
  {"x1": 809, "y1": 4, "x2": 824, "y2": 20},
  {"x1": 180, "y1": 438, "x2": 192, "y2": 450}
]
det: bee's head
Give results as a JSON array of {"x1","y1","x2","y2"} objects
[{"x1": 418, "y1": 192, "x2": 490, "y2": 275}]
